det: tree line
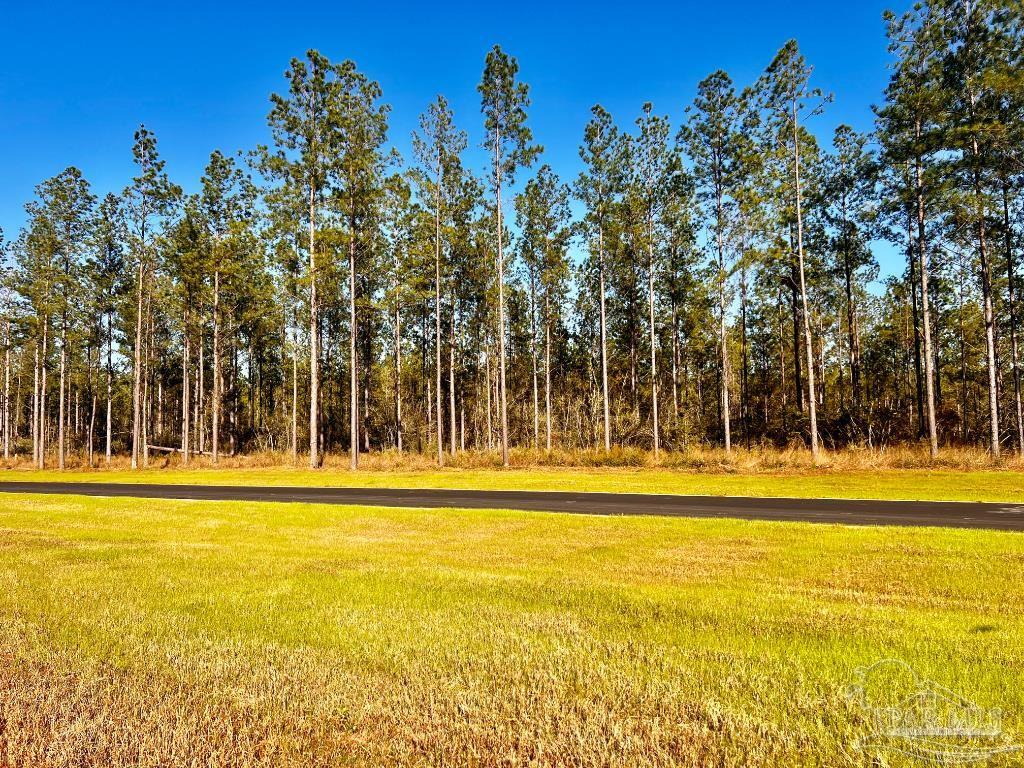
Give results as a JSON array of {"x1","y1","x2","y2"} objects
[{"x1": 2, "y1": 0, "x2": 1023, "y2": 469}]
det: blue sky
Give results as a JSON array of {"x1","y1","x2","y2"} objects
[{"x1": 1, "y1": 0, "x2": 900, "y2": 273}]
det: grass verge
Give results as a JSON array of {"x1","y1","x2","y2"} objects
[{"x1": 2, "y1": 461, "x2": 1024, "y2": 502}]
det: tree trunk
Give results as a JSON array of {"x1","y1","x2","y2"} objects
[
  {"x1": 916, "y1": 142, "x2": 938, "y2": 457},
  {"x1": 308, "y1": 185, "x2": 319, "y2": 469},
  {"x1": 40, "y1": 322, "x2": 48, "y2": 469},
  {"x1": 789, "y1": 247, "x2": 803, "y2": 413},
  {"x1": 363, "y1": 383, "x2": 370, "y2": 453},
  {"x1": 213, "y1": 269, "x2": 221, "y2": 464},
  {"x1": 793, "y1": 99, "x2": 819, "y2": 460},
  {"x1": 908, "y1": 213, "x2": 925, "y2": 438},
  {"x1": 740, "y1": 264, "x2": 750, "y2": 449},
  {"x1": 197, "y1": 320, "x2": 204, "y2": 453},
  {"x1": 13, "y1": 367, "x2": 21, "y2": 455},
  {"x1": 58, "y1": 330, "x2": 65, "y2": 470},
  {"x1": 434, "y1": 152, "x2": 444, "y2": 466},
  {"x1": 599, "y1": 224, "x2": 611, "y2": 452},
  {"x1": 671, "y1": 300, "x2": 680, "y2": 427},
  {"x1": 2, "y1": 322, "x2": 9, "y2": 460},
  {"x1": 1001, "y1": 179, "x2": 1024, "y2": 454},
  {"x1": 449, "y1": 304, "x2": 457, "y2": 456},
  {"x1": 106, "y1": 312, "x2": 112, "y2": 464},
  {"x1": 978, "y1": 190, "x2": 1000, "y2": 457},
  {"x1": 181, "y1": 308, "x2": 191, "y2": 467},
  {"x1": 395, "y1": 303, "x2": 403, "y2": 453},
  {"x1": 494, "y1": 127, "x2": 510, "y2": 466},
  {"x1": 291, "y1": 322, "x2": 298, "y2": 462},
  {"x1": 840, "y1": 202, "x2": 861, "y2": 421},
  {"x1": 350, "y1": 199, "x2": 359, "y2": 470},
  {"x1": 485, "y1": 348, "x2": 493, "y2": 451},
  {"x1": 88, "y1": 392, "x2": 96, "y2": 467},
  {"x1": 964, "y1": 55, "x2": 1000, "y2": 457},
  {"x1": 132, "y1": 252, "x2": 144, "y2": 470},
  {"x1": 648, "y1": 225, "x2": 660, "y2": 459},
  {"x1": 717, "y1": 194, "x2": 731, "y2": 454},
  {"x1": 545, "y1": 293, "x2": 552, "y2": 453},
  {"x1": 157, "y1": 379, "x2": 164, "y2": 441},
  {"x1": 32, "y1": 343, "x2": 39, "y2": 465},
  {"x1": 530, "y1": 271, "x2": 539, "y2": 450},
  {"x1": 142, "y1": 295, "x2": 152, "y2": 467},
  {"x1": 230, "y1": 336, "x2": 238, "y2": 456}
]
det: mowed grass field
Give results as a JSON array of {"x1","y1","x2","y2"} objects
[
  {"x1": 0, "y1": 492, "x2": 1022, "y2": 766},
  {"x1": 3, "y1": 463, "x2": 1024, "y2": 502}
]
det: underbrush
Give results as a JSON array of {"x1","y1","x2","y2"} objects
[{"x1": 4, "y1": 443, "x2": 1021, "y2": 474}]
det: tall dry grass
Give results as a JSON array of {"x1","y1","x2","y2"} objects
[
  {"x1": 1, "y1": 643, "x2": 815, "y2": 768},
  {"x1": 4, "y1": 443, "x2": 1022, "y2": 475}
]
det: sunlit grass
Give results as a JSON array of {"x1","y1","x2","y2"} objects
[
  {"x1": 2, "y1": 447, "x2": 1024, "y2": 502},
  {"x1": 0, "y1": 493, "x2": 1022, "y2": 765}
]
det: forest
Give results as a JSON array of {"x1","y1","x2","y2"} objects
[{"x1": 2, "y1": 0, "x2": 1023, "y2": 470}]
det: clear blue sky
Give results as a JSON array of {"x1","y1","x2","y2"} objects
[{"x1": 1, "y1": 0, "x2": 900, "y2": 273}]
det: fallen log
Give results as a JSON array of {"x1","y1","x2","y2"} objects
[{"x1": 147, "y1": 445, "x2": 234, "y2": 458}]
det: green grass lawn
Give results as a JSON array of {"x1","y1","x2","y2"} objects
[
  {"x1": 0, "y1": 493, "x2": 1021, "y2": 766},
  {"x1": 2, "y1": 464, "x2": 1024, "y2": 502}
]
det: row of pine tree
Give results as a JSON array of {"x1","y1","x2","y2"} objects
[{"x1": 2, "y1": 1, "x2": 1023, "y2": 468}]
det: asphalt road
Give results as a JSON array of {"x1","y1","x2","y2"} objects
[{"x1": 1, "y1": 481, "x2": 1023, "y2": 531}]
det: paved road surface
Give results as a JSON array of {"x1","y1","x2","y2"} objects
[{"x1": 0, "y1": 481, "x2": 1022, "y2": 530}]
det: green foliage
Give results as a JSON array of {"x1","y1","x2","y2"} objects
[
  {"x1": 478, "y1": 45, "x2": 541, "y2": 189},
  {"x1": 7, "y1": 15, "x2": 1024, "y2": 459}
]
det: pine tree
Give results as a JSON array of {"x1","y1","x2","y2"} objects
[
  {"x1": 16, "y1": 206, "x2": 58, "y2": 466},
  {"x1": 683, "y1": 72, "x2": 742, "y2": 453},
  {"x1": 201, "y1": 150, "x2": 255, "y2": 464},
  {"x1": 877, "y1": 4, "x2": 947, "y2": 457},
  {"x1": 35, "y1": 168, "x2": 95, "y2": 469},
  {"x1": 88, "y1": 194, "x2": 126, "y2": 464},
  {"x1": 381, "y1": 173, "x2": 417, "y2": 453},
  {"x1": 414, "y1": 95, "x2": 467, "y2": 466},
  {"x1": 761, "y1": 40, "x2": 831, "y2": 461},
  {"x1": 163, "y1": 200, "x2": 208, "y2": 464},
  {"x1": 125, "y1": 127, "x2": 179, "y2": 469},
  {"x1": 632, "y1": 103, "x2": 677, "y2": 458},
  {"x1": 820, "y1": 125, "x2": 877, "y2": 429},
  {"x1": 516, "y1": 164, "x2": 571, "y2": 452},
  {"x1": 479, "y1": 46, "x2": 540, "y2": 465},
  {"x1": 576, "y1": 105, "x2": 625, "y2": 451},
  {"x1": 334, "y1": 60, "x2": 390, "y2": 470},
  {"x1": 264, "y1": 50, "x2": 343, "y2": 468},
  {"x1": 0, "y1": 227, "x2": 10, "y2": 459},
  {"x1": 934, "y1": 0, "x2": 1014, "y2": 457}
]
